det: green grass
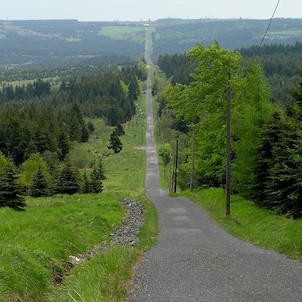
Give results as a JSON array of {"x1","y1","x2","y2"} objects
[
  {"x1": 45, "y1": 94, "x2": 158, "y2": 301},
  {"x1": 0, "y1": 193, "x2": 124, "y2": 301},
  {"x1": 46, "y1": 247, "x2": 141, "y2": 302},
  {"x1": 99, "y1": 26, "x2": 145, "y2": 43},
  {"x1": 0, "y1": 93, "x2": 158, "y2": 301},
  {"x1": 46, "y1": 192, "x2": 158, "y2": 302},
  {"x1": 182, "y1": 188, "x2": 302, "y2": 261}
]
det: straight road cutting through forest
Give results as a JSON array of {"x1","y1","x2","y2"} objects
[{"x1": 127, "y1": 29, "x2": 302, "y2": 302}]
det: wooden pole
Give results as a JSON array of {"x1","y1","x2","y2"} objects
[
  {"x1": 226, "y1": 73, "x2": 231, "y2": 216},
  {"x1": 174, "y1": 136, "x2": 179, "y2": 193},
  {"x1": 190, "y1": 126, "x2": 196, "y2": 191}
]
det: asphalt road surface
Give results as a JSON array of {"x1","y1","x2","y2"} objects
[{"x1": 127, "y1": 73, "x2": 302, "y2": 302}]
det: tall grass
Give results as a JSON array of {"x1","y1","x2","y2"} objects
[
  {"x1": 0, "y1": 194, "x2": 124, "y2": 301},
  {"x1": 183, "y1": 188, "x2": 302, "y2": 261}
]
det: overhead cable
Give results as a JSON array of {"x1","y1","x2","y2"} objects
[{"x1": 260, "y1": 0, "x2": 281, "y2": 46}]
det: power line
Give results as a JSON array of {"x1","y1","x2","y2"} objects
[{"x1": 260, "y1": 0, "x2": 281, "y2": 47}]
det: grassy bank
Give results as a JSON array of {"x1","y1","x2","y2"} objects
[
  {"x1": 0, "y1": 93, "x2": 158, "y2": 301},
  {"x1": 0, "y1": 194, "x2": 124, "y2": 301},
  {"x1": 183, "y1": 188, "x2": 302, "y2": 262},
  {"x1": 45, "y1": 93, "x2": 157, "y2": 302}
]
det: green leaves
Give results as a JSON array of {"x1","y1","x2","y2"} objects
[
  {"x1": 163, "y1": 41, "x2": 275, "y2": 202},
  {"x1": 165, "y1": 41, "x2": 245, "y2": 187},
  {"x1": 158, "y1": 144, "x2": 172, "y2": 166},
  {"x1": 166, "y1": 41, "x2": 244, "y2": 123}
]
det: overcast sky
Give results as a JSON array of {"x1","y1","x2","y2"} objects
[{"x1": 1, "y1": 0, "x2": 301, "y2": 21}]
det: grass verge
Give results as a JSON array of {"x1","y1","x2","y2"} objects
[
  {"x1": 45, "y1": 94, "x2": 158, "y2": 301},
  {"x1": 182, "y1": 188, "x2": 302, "y2": 262}
]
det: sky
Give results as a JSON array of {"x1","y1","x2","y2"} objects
[{"x1": 1, "y1": 0, "x2": 301, "y2": 21}]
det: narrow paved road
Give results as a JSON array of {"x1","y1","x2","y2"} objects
[{"x1": 127, "y1": 29, "x2": 302, "y2": 302}]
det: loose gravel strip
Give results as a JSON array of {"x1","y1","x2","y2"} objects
[
  {"x1": 68, "y1": 199, "x2": 144, "y2": 266},
  {"x1": 110, "y1": 198, "x2": 145, "y2": 246}
]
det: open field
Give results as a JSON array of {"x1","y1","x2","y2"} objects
[{"x1": 99, "y1": 25, "x2": 145, "y2": 43}]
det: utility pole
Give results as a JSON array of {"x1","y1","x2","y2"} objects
[
  {"x1": 190, "y1": 126, "x2": 196, "y2": 191},
  {"x1": 226, "y1": 73, "x2": 231, "y2": 216},
  {"x1": 174, "y1": 135, "x2": 179, "y2": 193}
]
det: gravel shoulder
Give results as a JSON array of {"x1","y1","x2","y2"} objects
[{"x1": 68, "y1": 198, "x2": 144, "y2": 268}]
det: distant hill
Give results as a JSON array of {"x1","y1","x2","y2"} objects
[
  {"x1": 1, "y1": 18, "x2": 302, "y2": 68},
  {"x1": 152, "y1": 18, "x2": 302, "y2": 58},
  {"x1": 0, "y1": 20, "x2": 145, "y2": 68}
]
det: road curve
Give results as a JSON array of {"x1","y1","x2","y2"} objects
[{"x1": 127, "y1": 30, "x2": 302, "y2": 302}]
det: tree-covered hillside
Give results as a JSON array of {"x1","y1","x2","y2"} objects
[
  {"x1": 0, "y1": 20, "x2": 145, "y2": 67},
  {"x1": 0, "y1": 64, "x2": 143, "y2": 166},
  {"x1": 158, "y1": 42, "x2": 302, "y2": 103},
  {"x1": 1, "y1": 18, "x2": 302, "y2": 69},
  {"x1": 153, "y1": 18, "x2": 302, "y2": 58}
]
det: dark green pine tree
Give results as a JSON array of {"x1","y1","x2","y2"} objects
[
  {"x1": 68, "y1": 104, "x2": 86, "y2": 142},
  {"x1": 108, "y1": 130, "x2": 123, "y2": 153},
  {"x1": 265, "y1": 117, "x2": 302, "y2": 218},
  {"x1": 81, "y1": 123, "x2": 89, "y2": 143},
  {"x1": 251, "y1": 117, "x2": 276, "y2": 207},
  {"x1": 89, "y1": 168, "x2": 103, "y2": 193},
  {"x1": 58, "y1": 129, "x2": 70, "y2": 161},
  {"x1": 291, "y1": 70, "x2": 302, "y2": 107},
  {"x1": 97, "y1": 158, "x2": 106, "y2": 181},
  {"x1": 252, "y1": 112, "x2": 302, "y2": 218},
  {"x1": 30, "y1": 167, "x2": 48, "y2": 197},
  {"x1": 115, "y1": 124, "x2": 125, "y2": 136},
  {"x1": 0, "y1": 166, "x2": 26, "y2": 211},
  {"x1": 56, "y1": 161, "x2": 80, "y2": 195},
  {"x1": 81, "y1": 172, "x2": 91, "y2": 194},
  {"x1": 87, "y1": 121, "x2": 95, "y2": 133}
]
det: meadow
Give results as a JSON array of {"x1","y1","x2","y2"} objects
[
  {"x1": 99, "y1": 25, "x2": 145, "y2": 43},
  {"x1": 0, "y1": 93, "x2": 158, "y2": 301}
]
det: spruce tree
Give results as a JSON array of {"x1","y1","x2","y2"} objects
[
  {"x1": 89, "y1": 168, "x2": 103, "y2": 193},
  {"x1": 81, "y1": 172, "x2": 91, "y2": 194},
  {"x1": 81, "y1": 123, "x2": 89, "y2": 143},
  {"x1": 116, "y1": 124, "x2": 125, "y2": 136},
  {"x1": 265, "y1": 117, "x2": 302, "y2": 217},
  {"x1": 251, "y1": 115, "x2": 277, "y2": 207},
  {"x1": 30, "y1": 167, "x2": 48, "y2": 197},
  {"x1": 97, "y1": 158, "x2": 106, "y2": 180},
  {"x1": 108, "y1": 130, "x2": 123, "y2": 153},
  {"x1": 0, "y1": 165, "x2": 26, "y2": 211},
  {"x1": 252, "y1": 112, "x2": 302, "y2": 218},
  {"x1": 58, "y1": 130, "x2": 70, "y2": 161},
  {"x1": 56, "y1": 161, "x2": 80, "y2": 195}
]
